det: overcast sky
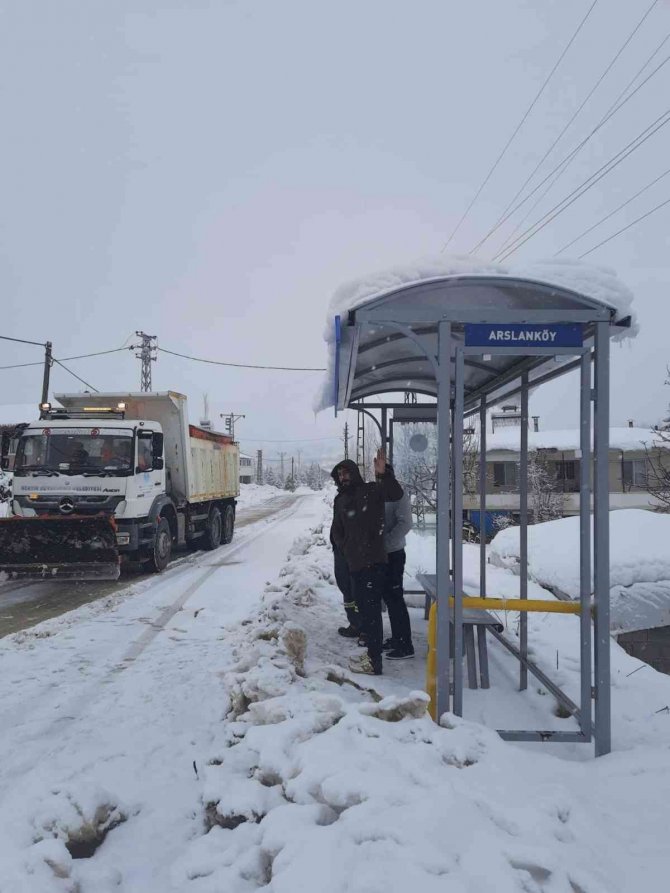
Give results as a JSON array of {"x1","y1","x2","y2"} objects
[{"x1": 2, "y1": 0, "x2": 670, "y2": 465}]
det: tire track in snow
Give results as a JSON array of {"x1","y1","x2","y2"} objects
[{"x1": 0, "y1": 497, "x2": 306, "y2": 798}]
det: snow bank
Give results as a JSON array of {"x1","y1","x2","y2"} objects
[
  {"x1": 490, "y1": 510, "x2": 670, "y2": 596},
  {"x1": 490, "y1": 510, "x2": 670, "y2": 631},
  {"x1": 236, "y1": 483, "x2": 289, "y2": 508},
  {"x1": 316, "y1": 254, "x2": 637, "y2": 411}
]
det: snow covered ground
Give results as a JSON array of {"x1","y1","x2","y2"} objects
[
  {"x1": 1, "y1": 496, "x2": 669, "y2": 891},
  {"x1": 236, "y1": 484, "x2": 289, "y2": 509}
]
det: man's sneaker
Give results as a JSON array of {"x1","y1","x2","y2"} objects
[
  {"x1": 349, "y1": 654, "x2": 382, "y2": 676},
  {"x1": 385, "y1": 647, "x2": 415, "y2": 661},
  {"x1": 382, "y1": 638, "x2": 397, "y2": 652},
  {"x1": 338, "y1": 625, "x2": 360, "y2": 638}
]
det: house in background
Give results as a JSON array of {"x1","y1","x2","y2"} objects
[
  {"x1": 464, "y1": 406, "x2": 670, "y2": 534},
  {"x1": 239, "y1": 452, "x2": 254, "y2": 484}
]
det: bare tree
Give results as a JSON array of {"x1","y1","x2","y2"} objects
[{"x1": 527, "y1": 452, "x2": 565, "y2": 523}]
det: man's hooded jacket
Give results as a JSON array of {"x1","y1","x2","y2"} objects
[{"x1": 330, "y1": 460, "x2": 403, "y2": 572}]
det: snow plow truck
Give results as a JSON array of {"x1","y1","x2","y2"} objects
[{"x1": 0, "y1": 392, "x2": 239, "y2": 581}]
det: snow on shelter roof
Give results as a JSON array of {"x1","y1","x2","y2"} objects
[{"x1": 316, "y1": 255, "x2": 637, "y2": 413}]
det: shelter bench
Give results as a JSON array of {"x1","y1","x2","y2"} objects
[{"x1": 416, "y1": 573, "x2": 503, "y2": 690}]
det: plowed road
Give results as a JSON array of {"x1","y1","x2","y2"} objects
[{"x1": 0, "y1": 494, "x2": 300, "y2": 638}]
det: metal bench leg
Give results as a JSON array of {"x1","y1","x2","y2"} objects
[
  {"x1": 464, "y1": 625, "x2": 477, "y2": 689},
  {"x1": 477, "y1": 627, "x2": 490, "y2": 689}
]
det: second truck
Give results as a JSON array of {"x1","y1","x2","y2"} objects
[{"x1": 0, "y1": 391, "x2": 239, "y2": 580}]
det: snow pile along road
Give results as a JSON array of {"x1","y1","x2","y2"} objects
[{"x1": 490, "y1": 510, "x2": 670, "y2": 633}]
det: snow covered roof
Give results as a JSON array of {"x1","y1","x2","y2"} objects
[
  {"x1": 0, "y1": 404, "x2": 39, "y2": 427},
  {"x1": 317, "y1": 255, "x2": 637, "y2": 413},
  {"x1": 486, "y1": 426, "x2": 670, "y2": 454}
]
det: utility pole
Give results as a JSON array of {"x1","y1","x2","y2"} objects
[
  {"x1": 220, "y1": 413, "x2": 245, "y2": 440},
  {"x1": 291, "y1": 456, "x2": 295, "y2": 483},
  {"x1": 40, "y1": 341, "x2": 53, "y2": 411},
  {"x1": 279, "y1": 451, "x2": 286, "y2": 481},
  {"x1": 135, "y1": 332, "x2": 157, "y2": 392},
  {"x1": 343, "y1": 422, "x2": 350, "y2": 459},
  {"x1": 256, "y1": 450, "x2": 263, "y2": 485}
]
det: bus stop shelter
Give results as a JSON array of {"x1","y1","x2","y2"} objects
[{"x1": 321, "y1": 262, "x2": 635, "y2": 757}]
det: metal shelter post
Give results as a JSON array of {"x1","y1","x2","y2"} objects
[
  {"x1": 436, "y1": 321, "x2": 452, "y2": 719},
  {"x1": 479, "y1": 398, "x2": 487, "y2": 599},
  {"x1": 452, "y1": 349, "x2": 465, "y2": 715},
  {"x1": 579, "y1": 350, "x2": 593, "y2": 740},
  {"x1": 519, "y1": 373, "x2": 529, "y2": 690},
  {"x1": 594, "y1": 322, "x2": 611, "y2": 756},
  {"x1": 381, "y1": 407, "x2": 388, "y2": 460}
]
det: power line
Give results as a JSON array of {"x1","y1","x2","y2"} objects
[
  {"x1": 471, "y1": 0, "x2": 660, "y2": 255},
  {"x1": 491, "y1": 37, "x2": 670, "y2": 257},
  {"x1": 495, "y1": 108, "x2": 670, "y2": 261},
  {"x1": 158, "y1": 346, "x2": 326, "y2": 372},
  {"x1": 577, "y1": 195, "x2": 670, "y2": 257},
  {"x1": 0, "y1": 334, "x2": 46, "y2": 347},
  {"x1": 441, "y1": 0, "x2": 599, "y2": 251},
  {"x1": 555, "y1": 166, "x2": 670, "y2": 254},
  {"x1": 0, "y1": 345, "x2": 132, "y2": 371},
  {"x1": 241, "y1": 436, "x2": 341, "y2": 443},
  {"x1": 52, "y1": 359, "x2": 99, "y2": 393}
]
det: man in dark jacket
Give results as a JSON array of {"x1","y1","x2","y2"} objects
[
  {"x1": 329, "y1": 469, "x2": 360, "y2": 638},
  {"x1": 330, "y1": 449, "x2": 403, "y2": 675}
]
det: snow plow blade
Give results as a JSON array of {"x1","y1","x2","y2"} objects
[{"x1": 0, "y1": 515, "x2": 120, "y2": 581}]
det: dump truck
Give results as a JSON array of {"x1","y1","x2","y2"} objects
[{"x1": 0, "y1": 392, "x2": 239, "y2": 581}]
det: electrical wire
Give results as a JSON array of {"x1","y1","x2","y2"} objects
[
  {"x1": 52, "y1": 359, "x2": 99, "y2": 392},
  {"x1": 241, "y1": 436, "x2": 342, "y2": 443},
  {"x1": 441, "y1": 0, "x2": 599, "y2": 252},
  {"x1": 492, "y1": 37, "x2": 670, "y2": 257},
  {"x1": 0, "y1": 345, "x2": 133, "y2": 371},
  {"x1": 577, "y1": 195, "x2": 670, "y2": 257},
  {"x1": 158, "y1": 346, "x2": 325, "y2": 372},
  {"x1": 0, "y1": 334, "x2": 46, "y2": 347},
  {"x1": 494, "y1": 107, "x2": 670, "y2": 262},
  {"x1": 554, "y1": 165, "x2": 670, "y2": 254},
  {"x1": 470, "y1": 0, "x2": 660, "y2": 255}
]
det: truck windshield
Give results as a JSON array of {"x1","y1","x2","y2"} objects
[{"x1": 14, "y1": 429, "x2": 134, "y2": 476}]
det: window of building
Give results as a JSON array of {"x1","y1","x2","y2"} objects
[
  {"x1": 493, "y1": 462, "x2": 518, "y2": 487},
  {"x1": 623, "y1": 458, "x2": 647, "y2": 488},
  {"x1": 555, "y1": 460, "x2": 576, "y2": 481}
]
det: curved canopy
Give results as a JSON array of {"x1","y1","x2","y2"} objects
[{"x1": 327, "y1": 271, "x2": 634, "y2": 413}]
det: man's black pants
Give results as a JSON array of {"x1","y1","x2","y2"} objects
[
  {"x1": 351, "y1": 563, "x2": 385, "y2": 667},
  {"x1": 384, "y1": 549, "x2": 413, "y2": 650},
  {"x1": 333, "y1": 547, "x2": 359, "y2": 631}
]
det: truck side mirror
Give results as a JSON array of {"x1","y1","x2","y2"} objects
[
  {"x1": 152, "y1": 457, "x2": 164, "y2": 471},
  {"x1": 152, "y1": 432, "x2": 164, "y2": 458}
]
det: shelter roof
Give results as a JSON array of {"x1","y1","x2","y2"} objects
[{"x1": 316, "y1": 255, "x2": 636, "y2": 414}]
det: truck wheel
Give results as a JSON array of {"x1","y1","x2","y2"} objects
[
  {"x1": 221, "y1": 504, "x2": 235, "y2": 544},
  {"x1": 149, "y1": 517, "x2": 172, "y2": 573},
  {"x1": 203, "y1": 506, "x2": 222, "y2": 550}
]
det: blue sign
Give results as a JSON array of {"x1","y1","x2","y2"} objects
[
  {"x1": 333, "y1": 315, "x2": 341, "y2": 414},
  {"x1": 464, "y1": 323, "x2": 583, "y2": 348}
]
